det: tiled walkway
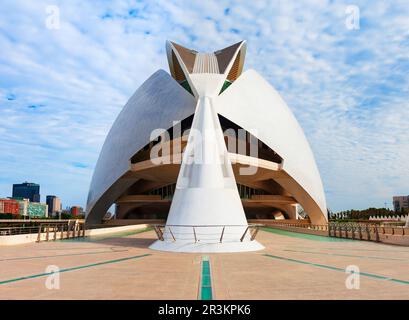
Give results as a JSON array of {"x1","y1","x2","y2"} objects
[{"x1": 0, "y1": 228, "x2": 408, "y2": 299}]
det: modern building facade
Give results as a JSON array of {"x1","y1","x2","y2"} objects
[
  {"x1": 0, "y1": 199, "x2": 19, "y2": 215},
  {"x1": 86, "y1": 41, "x2": 327, "y2": 252},
  {"x1": 46, "y1": 195, "x2": 62, "y2": 217},
  {"x1": 393, "y1": 195, "x2": 409, "y2": 212},
  {"x1": 14, "y1": 198, "x2": 29, "y2": 216},
  {"x1": 27, "y1": 202, "x2": 48, "y2": 218},
  {"x1": 1, "y1": 196, "x2": 48, "y2": 218},
  {"x1": 12, "y1": 182, "x2": 40, "y2": 202}
]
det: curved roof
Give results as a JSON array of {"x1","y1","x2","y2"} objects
[
  {"x1": 86, "y1": 70, "x2": 196, "y2": 223},
  {"x1": 214, "y1": 69, "x2": 327, "y2": 223},
  {"x1": 86, "y1": 44, "x2": 327, "y2": 225}
]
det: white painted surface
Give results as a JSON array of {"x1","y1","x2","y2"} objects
[
  {"x1": 153, "y1": 95, "x2": 261, "y2": 251},
  {"x1": 150, "y1": 48, "x2": 263, "y2": 252},
  {"x1": 215, "y1": 69, "x2": 327, "y2": 222},
  {"x1": 150, "y1": 238, "x2": 264, "y2": 253},
  {"x1": 86, "y1": 224, "x2": 148, "y2": 236},
  {"x1": 86, "y1": 70, "x2": 196, "y2": 223},
  {"x1": 0, "y1": 233, "x2": 44, "y2": 246}
]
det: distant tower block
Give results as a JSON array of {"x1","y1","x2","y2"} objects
[{"x1": 86, "y1": 40, "x2": 327, "y2": 253}]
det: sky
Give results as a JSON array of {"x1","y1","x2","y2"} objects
[{"x1": 0, "y1": 0, "x2": 408, "y2": 212}]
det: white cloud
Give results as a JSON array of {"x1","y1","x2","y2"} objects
[{"x1": 0, "y1": 0, "x2": 408, "y2": 211}]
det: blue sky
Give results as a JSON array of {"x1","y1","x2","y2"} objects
[{"x1": 0, "y1": 0, "x2": 408, "y2": 211}]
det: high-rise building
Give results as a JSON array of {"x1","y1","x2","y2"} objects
[
  {"x1": 70, "y1": 206, "x2": 84, "y2": 216},
  {"x1": 12, "y1": 182, "x2": 40, "y2": 202},
  {"x1": 46, "y1": 195, "x2": 61, "y2": 217},
  {"x1": 393, "y1": 195, "x2": 409, "y2": 212}
]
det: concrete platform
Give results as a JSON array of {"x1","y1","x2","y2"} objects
[
  {"x1": 149, "y1": 238, "x2": 264, "y2": 253},
  {"x1": 0, "y1": 227, "x2": 408, "y2": 299}
]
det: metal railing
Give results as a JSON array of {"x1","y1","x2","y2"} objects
[
  {"x1": 328, "y1": 222, "x2": 409, "y2": 241},
  {"x1": 0, "y1": 226, "x2": 42, "y2": 236},
  {"x1": 0, "y1": 220, "x2": 86, "y2": 242},
  {"x1": 151, "y1": 224, "x2": 263, "y2": 243},
  {"x1": 261, "y1": 222, "x2": 329, "y2": 231},
  {"x1": 259, "y1": 221, "x2": 409, "y2": 242},
  {"x1": 36, "y1": 221, "x2": 86, "y2": 242}
]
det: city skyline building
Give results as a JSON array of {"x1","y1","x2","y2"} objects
[
  {"x1": 12, "y1": 182, "x2": 40, "y2": 203},
  {"x1": 46, "y1": 195, "x2": 62, "y2": 217},
  {"x1": 0, "y1": 198, "x2": 19, "y2": 215},
  {"x1": 70, "y1": 205, "x2": 84, "y2": 217},
  {"x1": 393, "y1": 195, "x2": 409, "y2": 212}
]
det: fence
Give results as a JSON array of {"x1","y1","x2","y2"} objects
[
  {"x1": 328, "y1": 222, "x2": 409, "y2": 241},
  {"x1": 151, "y1": 224, "x2": 263, "y2": 243},
  {"x1": 36, "y1": 221, "x2": 86, "y2": 242},
  {"x1": 262, "y1": 222, "x2": 329, "y2": 231},
  {"x1": 0, "y1": 220, "x2": 86, "y2": 242},
  {"x1": 258, "y1": 220, "x2": 409, "y2": 242}
]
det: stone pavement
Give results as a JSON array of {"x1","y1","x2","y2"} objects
[{"x1": 0, "y1": 227, "x2": 408, "y2": 299}]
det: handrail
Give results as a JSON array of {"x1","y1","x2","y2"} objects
[
  {"x1": 150, "y1": 222, "x2": 408, "y2": 243},
  {"x1": 240, "y1": 226, "x2": 249, "y2": 242},
  {"x1": 168, "y1": 227, "x2": 176, "y2": 241},
  {"x1": 151, "y1": 224, "x2": 263, "y2": 243},
  {"x1": 0, "y1": 220, "x2": 86, "y2": 236},
  {"x1": 219, "y1": 226, "x2": 225, "y2": 243},
  {"x1": 193, "y1": 227, "x2": 197, "y2": 243},
  {"x1": 3, "y1": 221, "x2": 87, "y2": 242},
  {"x1": 328, "y1": 222, "x2": 408, "y2": 240},
  {"x1": 260, "y1": 220, "x2": 409, "y2": 239},
  {"x1": 250, "y1": 226, "x2": 260, "y2": 240},
  {"x1": 151, "y1": 224, "x2": 263, "y2": 229}
]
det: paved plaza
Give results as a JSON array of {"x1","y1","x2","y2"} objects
[{"x1": 0, "y1": 228, "x2": 408, "y2": 299}]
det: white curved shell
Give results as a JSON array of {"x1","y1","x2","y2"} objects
[
  {"x1": 86, "y1": 68, "x2": 327, "y2": 225},
  {"x1": 86, "y1": 70, "x2": 196, "y2": 223},
  {"x1": 215, "y1": 69, "x2": 327, "y2": 222}
]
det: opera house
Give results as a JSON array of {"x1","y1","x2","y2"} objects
[{"x1": 86, "y1": 41, "x2": 327, "y2": 252}]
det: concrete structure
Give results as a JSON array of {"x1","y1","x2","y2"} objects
[
  {"x1": 369, "y1": 214, "x2": 408, "y2": 222},
  {"x1": 393, "y1": 195, "x2": 409, "y2": 212},
  {"x1": 86, "y1": 41, "x2": 327, "y2": 252},
  {"x1": 46, "y1": 195, "x2": 61, "y2": 217},
  {"x1": 0, "y1": 222, "x2": 144, "y2": 246},
  {"x1": 12, "y1": 182, "x2": 40, "y2": 202}
]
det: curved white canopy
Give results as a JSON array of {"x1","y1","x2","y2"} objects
[
  {"x1": 215, "y1": 69, "x2": 327, "y2": 223},
  {"x1": 86, "y1": 70, "x2": 196, "y2": 223}
]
